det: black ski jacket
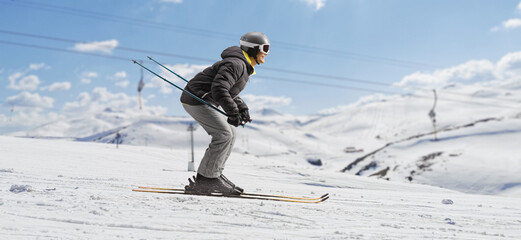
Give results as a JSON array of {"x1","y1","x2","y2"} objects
[{"x1": 180, "y1": 46, "x2": 254, "y2": 115}]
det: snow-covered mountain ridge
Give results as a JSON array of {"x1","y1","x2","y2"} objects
[{"x1": 8, "y1": 79, "x2": 521, "y2": 198}]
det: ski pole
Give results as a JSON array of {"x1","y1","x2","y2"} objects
[
  {"x1": 146, "y1": 56, "x2": 251, "y2": 127},
  {"x1": 147, "y1": 56, "x2": 189, "y2": 83},
  {"x1": 131, "y1": 59, "x2": 228, "y2": 117}
]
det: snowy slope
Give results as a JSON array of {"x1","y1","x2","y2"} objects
[
  {"x1": 1, "y1": 136, "x2": 520, "y2": 239},
  {"x1": 302, "y1": 82, "x2": 521, "y2": 196}
]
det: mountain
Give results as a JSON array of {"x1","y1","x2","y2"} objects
[{"x1": 5, "y1": 80, "x2": 521, "y2": 197}]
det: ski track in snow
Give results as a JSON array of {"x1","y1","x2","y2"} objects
[{"x1": 1, "y1": 136, "x2": 520, "y2": 239}]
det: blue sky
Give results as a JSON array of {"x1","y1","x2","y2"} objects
[{"x1": 1, "y1": 0, "x2": 521, "y2": 133}]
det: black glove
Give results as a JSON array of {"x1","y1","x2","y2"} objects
[
  {"x1": 239, "y1": 109, "x2": 252, "y2": 123},
  {"x1": 227, "y1": 113, "x2": 242, "y2": 127}
]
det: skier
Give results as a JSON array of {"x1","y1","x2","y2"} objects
[{"x1": 181, "y1": 32, "x2": 270, "y2": 195}]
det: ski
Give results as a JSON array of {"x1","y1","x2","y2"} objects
[
  {"x1": 137, "y1": 186, "x2": 329, "y2": 201},
  {"x1": 132, "y1": 188, "x2": 329, "y2": 203}
]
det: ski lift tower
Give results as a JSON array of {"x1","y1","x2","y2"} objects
[
  {"x1": 187, "y1": 123, "x2": 197, "y2": 172},
  {"x1": 137, "y1": 60, "x2": 145, "y2": 110},
  {"x1": 429, "y1": 89, "x2": 438, "y2": 141}
]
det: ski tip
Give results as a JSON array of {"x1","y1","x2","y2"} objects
[
  {"x1": 131, "y1": 59, "x2": 137, "y2": 64},
  {"x1": 321, "y1": 193, "x2": 329, "y2": 199},
  {"x1": 320, "y1": 196, "x2": 330, "y2": 202},
  {"x1": 147, "y1": 56, "x2": 152, "y2": 60}
]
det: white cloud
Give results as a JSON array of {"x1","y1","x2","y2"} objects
[
  {"x1": 81, "y1": 71, "x2": 98, "y2": 84},
  {"x1": 149, "y1": 77, "x2": 172, "y2": 94},
  {"x1": 81, "y1": 78, "x2": 92, "y2": 84},
  {"x1": 148, "y1": 63, "x2": 208, "y2": 94},
  {"x1": 319, "y1": 94, "x2": 392, "y2": 115},
  {"x1": 4, "y1": 91, "x2": 54, "y2": 109},
  {"x1": 83, "y1": 72, "x2": 99, "y2": 78},
  {"x1": 241, "y1": 94, "x2": 292, "y2": 110},
  {"x1": 497, "y1": 51, "x2": 521, "y2": 71},
  {"x1": 496, "y1": 51, "x2": 521, "y2": 80},
  {"x1": 113, "y1": 71, "x2": 127, "y2": 79},
  {"x1": 41, "y1": 82, "x2": 72, "y2": 91},
  {"x1": 63, "y1": 88, "x2": 166, "y2": 115},
  {"x1": 62, "y1": 92, "x2": 91, "y2": 112},
  {"x1": 301, "y1": 0, "x2": 326, "y2": 10},
  {"x1": 395, "y1": 51, "x2": 521, "y2": 89},
  {"x1": 73, "y1": 39, "x2": 119, "y2": 54},
  {"x1": 163, "y1": 64, "x2": 207, "y2": 82},
  {"x1": 492, "y1": 2, "x2": 521, "y2": 32},
  {"x1": 77, "y1": 92, "x2": 92, "y2": 106},
  {"x1": 29, "y1": 63, "x2": 47, "y2": 70},
  {"x1": 64, "y1": 87, "x2": 137, "y2": 113},
  {"x1": 0, "y1": 111, "x2": 65, "y2": 135},
  {"x1": 8, "y1": 73, "x2": 41, "y2": 91},
  {"x1": 4, "y1": 63, "x2": 47, "y2": 90},
  {"x1": 92, "y1": 87, "x2": 120, "y2": 102},
  {"x1": 502, "y1": 18, "x2": 521, "y2": 30},
  {"x1": 109, "y1": 71, "x2": 129, "y2": 88},
  {"x1": 8, "y1": 72, "x2": 23, "y2": 83},
  {"x1": 395, "y1": 60, "x2": 496, "y2": 89}
]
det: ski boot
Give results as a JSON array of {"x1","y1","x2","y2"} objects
[
  {"x1": 185, "y1": 174, "x2": 241, "y2": 195},
  {"x1": 219, "y1": 174, "x2": 244, "y2": 193}
]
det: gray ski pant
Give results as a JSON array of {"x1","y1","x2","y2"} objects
[{"x1": 183, "y1": 104, "x2": 236, "y2": 178}]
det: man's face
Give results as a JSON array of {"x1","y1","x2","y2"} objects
[{"x1": 256, "y1": 51, "x2": 268, "y2": 64}]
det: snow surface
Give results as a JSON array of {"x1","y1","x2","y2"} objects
[{"x1": 1, "y1": 136, "x2": 521, "y2": 239}]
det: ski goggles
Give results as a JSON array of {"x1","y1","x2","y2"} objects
[
  {"x1": 240, "y1": 40, "x2": 270, "y2": 54},
  {"x1": 258, "y1": 44, "x2": 270, "y2": 54}
]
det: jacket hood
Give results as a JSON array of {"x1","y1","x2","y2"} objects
[
  {"x1": 221, "y1": 46, "x2": 246, "y2": 60},
  {"x1": 222, "y1": 45, "x2": 250, "y2": 61},
  {"x1": 221, "y1": 46, "x2": 254, "y2": 74}
]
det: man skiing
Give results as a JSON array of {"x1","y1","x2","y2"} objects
[{"x1": 181, "y1": 32, "x2": 270, "y2": 195}]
